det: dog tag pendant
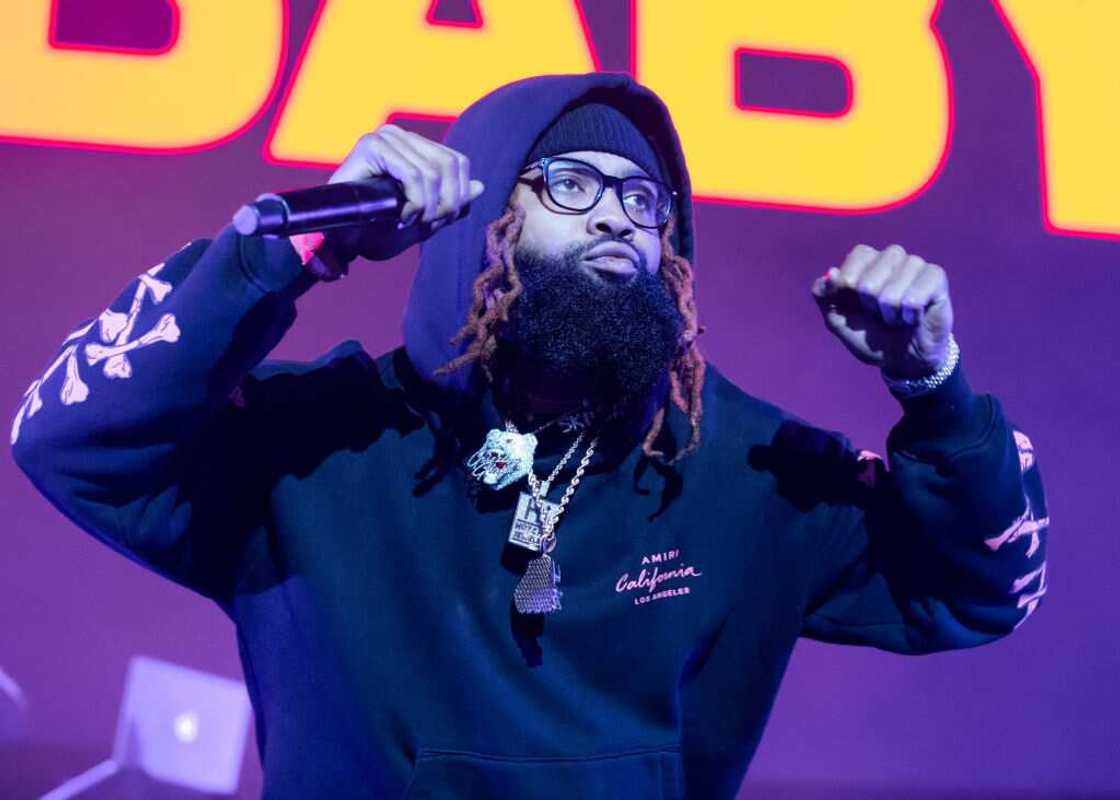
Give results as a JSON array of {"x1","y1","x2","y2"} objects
[
  {"x1": 514, "y1": 553, "x2": 562, "y2": 614},
  {"x1": 508, "y1": 489, "x2": 560, "y2": 552}
]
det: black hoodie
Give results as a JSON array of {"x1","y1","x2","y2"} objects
[{"x1": 11, "y1": 73, "x2": 1048, "y2": 799}]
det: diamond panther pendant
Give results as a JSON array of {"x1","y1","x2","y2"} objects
[{"x1": 465, "y1": 428, "x2": 537, "y2": 490}]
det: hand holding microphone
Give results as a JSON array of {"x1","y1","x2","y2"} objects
[{"x1": 234, "y1": 124, "x2": 485, "y2": 263}]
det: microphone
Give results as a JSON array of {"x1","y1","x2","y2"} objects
[{"x1": 232, "y1": 177, "x2": 406, "y2": 236}]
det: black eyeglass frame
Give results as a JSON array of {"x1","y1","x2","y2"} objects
[{"x1": 518, "y1": 156, "x2": 677, "y2": 230}]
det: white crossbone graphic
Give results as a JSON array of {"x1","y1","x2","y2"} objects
[
  {"x1": 985, "y1": 430, "x2": 1048, "y2": 559},
  {"x1": 92, "y1": 265, "x2": 175, "y2": 379},
  {"x1": 984, "y1": 500, "x2": 1048, "y2": 558},
  {"x1": 1012, "y1": 429, "x2": 1035, "y2": 472},
  {"x1": 86, "y1": 313, "x2": 180, "y2": 377},
  {"x1": 1011, "y1": 561, "x2": 1047, "y2": 629},
  {"x1": 11, "y1": 320, "x2": 93, "y2": 444},
  {"x1": 981, "y1": 429, "x2": 1049, "y2": 628},
  {"x1": 10, "y1": 263, "x2": 179, "y2": 445}
]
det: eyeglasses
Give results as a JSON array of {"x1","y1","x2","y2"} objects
[{"x1": 518, "y1": 156, "x2": 676, "y2": 229}]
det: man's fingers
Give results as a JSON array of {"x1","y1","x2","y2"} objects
[
  {"x1": 876, "y1": 254, "x2": 927, "y2": 325},
  {"x1": 380, "y1": 126, "x2": 446, "y2": 223},
  {"x1": 433, "y1": 145, "x2": 483, "y2": 218},
  {"x1": 383, "y1": 126, "x2": 479, "y2": 224},
  {"x1": 328, "y1": 125, "x2": 484, "y2": 238},
  {"x1": 810, "y1": 273, "x2": 829, "y2": 300},
  {"x1": 383, "y1": 127, "x2": 463, "y2": 222},
  {"x1": 834, "y1": 243, "x2": 880, "y2": 288},
  {"x1": 816, "y1": 246, "x2": 931, "y2": 326},
  {"x1": 327, "y1": 131, "x2": 386, "y2": 184},
  {"x1": 851, "y1": 245, "x2": 904, "y2": 315},
  {"x1": 902, "y1": 263, "x2": 949, "y2": 319},
  {"x1": 354, "y1": 125, "x2": 438, "y2": 224},
  {"x1": 354, "y1": 132, "x2": 431, "y2": 224},
  {"x1": 450, "y1": 145, "x2": 470, "y2": 212},
  {"x1": 334, "y1": 127, "x2": 428, "y2": 223},
  {"x1": 879, "y1": 254, "x2": 926, "y2": 298}
]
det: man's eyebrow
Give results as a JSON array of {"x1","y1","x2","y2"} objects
[
  {"x1": 585, "y1": 165, "x2": 654, "y2": 181},
  {"x1": 519, "y1": 161, "x2": 651, "y2": 180}
]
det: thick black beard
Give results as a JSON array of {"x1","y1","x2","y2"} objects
[{"x1": 492, "y1": 239, "x2": 684, "y2": 412}]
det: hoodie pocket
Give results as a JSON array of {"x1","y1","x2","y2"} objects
[{"x1": 402, "y1": 744, "x2": 682, "y2": 800}]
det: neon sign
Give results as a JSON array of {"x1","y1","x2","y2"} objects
[{"x1": 1, "y1": 0, "x2": 1115, "y2": 238}]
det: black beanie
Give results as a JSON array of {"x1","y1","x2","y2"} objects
[{"x1": 525, "y1": 102, "x2": 666, "y2": 182}]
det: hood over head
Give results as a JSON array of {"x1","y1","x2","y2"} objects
[{"x1": 402, "y1": 72, "x2": 695, "y2": 396}]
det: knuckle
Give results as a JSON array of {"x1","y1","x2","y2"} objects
[
  {"x1": 907, "y1": 290, "x2": 925, "y2": 305},
  {"x1": 881, "y1": 289, "x2": 904, "y2": 306}
]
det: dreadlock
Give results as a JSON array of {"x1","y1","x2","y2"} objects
[
  {"x1": 644, "y1": 215, "x2": 706, "y2": 463},
  {"x1": 435, "y1": 206, "x2": 706, "y2": 464},
  {"x1": 436, "y1": 205, "x2": 527, "y2": 381}
]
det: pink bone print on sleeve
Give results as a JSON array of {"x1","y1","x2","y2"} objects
[
  {"x1": 10, "y1": 262, "x2": 180, "y2": 445},
  {"x1": 10, "y1": 319, "x2": 94, "y2": 444},
  {"x1": 84, "y1": 263, "x2": 178, "y2": 379},
  {"x1": 982, "y1": 429, "x2": 1048, "y2": 629},
  {"x1": 1011, "y1": 561, "x2": 1047, "y2": 629}
]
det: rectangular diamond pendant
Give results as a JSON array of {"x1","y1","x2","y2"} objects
[
  {"x1": 508, "y1": 491, "x2": 560, "y2": 552},
  {"x1": 514, "y1": 553, "x2": 562, "y2": 614}
]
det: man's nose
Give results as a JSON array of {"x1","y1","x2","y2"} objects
[{"x1": 587, "y1": 189, "x2": 635, "y2": 239}]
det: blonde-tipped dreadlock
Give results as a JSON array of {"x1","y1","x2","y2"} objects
[
  {"x1": 436, "y1": 205, "x2": 527, "y2": 381},
  {"x1": 643, "y1": 215, "x2": 706, "y2": 463},
  {"x1": 435, "y1": 206, "x2": 706, "y2": 464}
]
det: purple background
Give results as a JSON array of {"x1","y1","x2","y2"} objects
[{"x1": 2, "y1": 1, "x2": 1117, "y2": 797}]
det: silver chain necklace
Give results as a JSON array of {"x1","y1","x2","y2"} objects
[
  {"x1": 465, "y1": 413, "x2": 600, "y2": 615},
  {"x1": 512, "y1": 427, "x2": 599, "y2": 615}
]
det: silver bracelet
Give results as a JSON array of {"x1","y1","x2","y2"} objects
[{"x1": 881, "y1": 335, "x2": 960, "y2": 397}]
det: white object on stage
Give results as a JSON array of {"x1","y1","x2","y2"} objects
[{"x1": 40, "y1": 655, "x2": 252, "y2": 799}]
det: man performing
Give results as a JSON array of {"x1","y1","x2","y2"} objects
[{"x1": 11, "y1": 73, "x2": 1048, "y2": 798}]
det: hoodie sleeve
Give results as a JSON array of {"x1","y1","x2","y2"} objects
[
  {"x1": 10, "y1": 226, "x2": 315, "y2": 605},
  {"x1": 795, "y1": 364, "x2": 1048, "y2": 654}
]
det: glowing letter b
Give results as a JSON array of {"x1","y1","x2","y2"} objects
[{"x1": 636, "y1": 0, "x2": 950, "y2": 211}]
